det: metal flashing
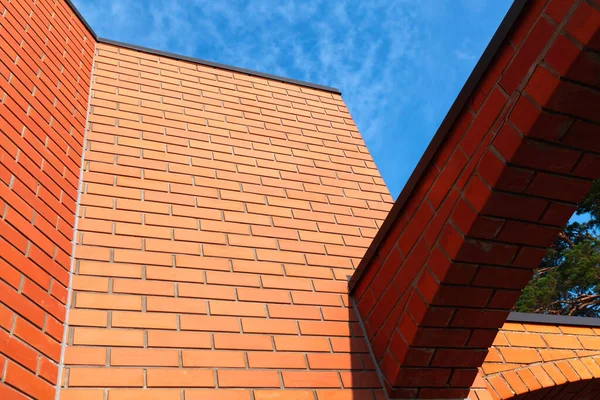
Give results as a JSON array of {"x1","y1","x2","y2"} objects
[
  {"x1": 348, "y1": 0, "x2": 529, "y2": 291},
  {"x1": 62, "y1": 0, "x2": 341, "y2": 94},
  {"x1": 507, "y1": 312, "x2": 600, "y2": 327}
]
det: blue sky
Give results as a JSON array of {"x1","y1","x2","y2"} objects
[{"x1": 73, "y1": 0, "x2": 514, "y2": 199}]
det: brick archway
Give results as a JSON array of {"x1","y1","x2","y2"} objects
[
  {"x1": 486, "y1": 362, "x2": 600, "y2": 399},
  {"x1": 351, "y1": 0, "x2": 600, "y2": 397},
  {"x1": 479, "y1": 318, "x2": 600, "y2": 399}
]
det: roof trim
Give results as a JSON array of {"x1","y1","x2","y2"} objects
[
  {"x1": 348, "y1": 0, "x2": 528, "y2": 291},
  {"x1": 63, "y1": 0, "x2": 341, "y2": 94},
  {"x1": 97, "y1": 38, "x2": 342, "y2": 94},
  {"x1": 507, "y1": 312, "x2": 600, "y2": 327}
]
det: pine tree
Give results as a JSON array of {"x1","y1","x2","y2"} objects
[{"x1": 514, "y1": 180, "x2": 600, "y2": 317}]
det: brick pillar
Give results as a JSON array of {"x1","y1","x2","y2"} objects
[
  {"x1": 351, "y1": 0, "x2": 600, "y2": 398},
  {"x1": 0, "y1": 0, "x2": 95, "y2": 398}
]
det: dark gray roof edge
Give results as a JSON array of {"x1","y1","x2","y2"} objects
[
  {"x1": 63, "y1": 1, "x2": 341, "y2": 94},
  {"x1": 507, "y1": 312, "x2": 600, "y2": 327},
  {"x1": 348, "y1": 0, "x2": 529, "y2": 291},
  {"x1": 64, "y1": 0, "x2": 97, "y2": 39},
  {"x1": 98, "y1": 38, "x2": 342, "y2": 94}
]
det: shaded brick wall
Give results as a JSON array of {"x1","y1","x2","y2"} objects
[
  {"x1": 479, "y1": 321, "x2": 600, "y2": 399},
  {"x1": 59, "y1": 42, "x2": 393, "y2": 400},
  {"x1": 351, "y1": 0, "x2": 600, "y2": 397},
  {"x1": 0, "y1": 0, "x2": 95, "y2": 399}
]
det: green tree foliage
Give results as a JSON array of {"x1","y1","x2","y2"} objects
[{"x1": 514, "y1": 180, "x2": 600, "y2": 317}]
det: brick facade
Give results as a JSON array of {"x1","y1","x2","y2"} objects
[
  {"x1": 0, "y1": 0, "x2": 599, "y2": 399},
  {"x1": 59, "y1": 42, "x2": 393, "y2": 399},
  {"x1": 0, "y1": 0, "x2": 94, "y2": 398}
]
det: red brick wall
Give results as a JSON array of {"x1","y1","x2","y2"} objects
[
  {"x1": 0, "y1": 0, "x2": 95, "y2": 398},
  {"x1": 59, "y1": 42, "x2": 393, "y2": 400},
  {"x1": 351, "y1": 0, "x2": 600, "y2": 398}
]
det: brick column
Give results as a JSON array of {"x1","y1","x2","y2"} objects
[
  {"x1": 351, "y1": 0, "x2": 600, "y2": 398},
  {"x1": 0, "y1": 0, "x2": 95, "y2": 398}
]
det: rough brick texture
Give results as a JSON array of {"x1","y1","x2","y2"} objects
[
  {"x1": 59, "y1": 42, "x2": 394, "y2": 399},
  {"x1": 351, "y1": 0, "x2": 600, "y2": 398},
  {"x1": 474, "y1": 321, "x2": 600, "y2": 399},
  {"x1": 0, "y1": 0, "x2": 94, "y2": 398}
]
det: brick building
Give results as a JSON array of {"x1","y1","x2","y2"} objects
[{"x1": 0, "y1": 0, "x2": 599, "y2": 399}]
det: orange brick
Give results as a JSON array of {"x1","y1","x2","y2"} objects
[
  {"x1": 284, "y1": 265, "x2": 334, "y2": 279},
  {"x1": 71, "y1": 275, "x2": 110, "y2": 292},
  {"x1": 60, "y1": 389, "x2": 105, "y2": 400},
  {"x1": 206, "y1": 271, "x2": 260, "y2": 287},
  {"x1": 579, "y1": 336, "x2": 600, "y2": 350},
  {"x1": 113, "y1": 249, "x2": 173, "y2": 266},
  {"x1": 146, "y1": 296, "x2": 208, "y2": 314},
  {"x1": 112, "y1": 311, "x2": 177, "y2": 330},
  {"x1": 307, "y1": 353, "x2": 362, "y2": 370},
  {"x1": 69, "y1": 368, "x2": 144, "y2": 387},
  {"x1": 115, "y1": 222, "x2": 172, "y2": 239},
  {"x1": 146, "y1": 238, "x2": 201, "y2": 255},
  {"x1": 274, "y1": 336, "x2": 330, "y2": 352},
  {"x1": 145, "y1": 213, "x2": 197, "y2": 229},
  {"x1": 180, "y1": 314, "x2": 240, "y2": 332},
  {"x1": 299, "y1": 321, "x2": 351, "y2": 337},
  {"x1": 78, "y1": 261, "x2": 142, "y2": 278},
  {"x1": 257, "y1": 249, "x2": 306, "y2": 264},
  {"x1": 210, "y1": 300, "x2": 266, "y2": 317},
  {"x1": 64, "y1": 347, "x2": 107, "y2": 365},
  {"x1": 282, "y1": 371, "x2": 341, "y2": 388},
  {"x1": 279, "y1": 239, "x2": 326, "y2": 254},
  {"x1": 75, "y1": 293, "x2": 142, "y2": 311},
  {"x1": 68, "y1": 309, "x2": 108, "y2": 327},
  {"x1": 185, "y1": 390, "x2": 252, "y2": 400},
  {"x1": 173, "y1": 229, "x2": 227, "y2": 245},
  {"x1": 228, "y1": 234, "x2": 278, "y2": 249},
  {"x1": 178, "y1": 283, "x2": 236, "y2": 300},
  {"x1": 251, "y1": 225, "x2": 298, "y2": 240},
  {"x1": 147, "y1": 369, "x2": 214, "y2": 387},
  {"x1": 292, "y1": 291, "x2": 342, "y2": 307},
  {"x1": 261, "y1": 275, "x2": 312, "y2": 291},
  {"x1": 113, "y1": 278, "x2": 174, "y2": 296},
  {"x1": 232, "y1": 260, "x2": 284, "y2": 275},
  {"x1": 107, "y1": 389, "x2": 181, "y2": 400},
  {"x1": 247, "y1": 352, "x2": 306, "y2": 369},
  {"x1": 182, "y1": 350, "x2": 245, "y2": 368},
  {"x1": 203, "y1": 244, "x2": 255, "y2": 260},
  {"x1": 242, "y1": 318, "x2": 298, "y2": 335},
  {"x1": 214, "y1": 333, "x2": 273, "y2": 350},
  {"x1": 268, "y1": 304, "x2": 321, "y2": 320},
  {"x1": 218, "y1": 370, "x2": 280, "y2": 388},
  {"x1": 110, "y1": 348, "x2": 179, "y2": 366},
  {"x1": 254, "y1": 391, "x2": 314, "y2": 400},
  {"x1": 543, "y1": 334, "x2": 582, "y2": 349},
  {"x1": 73, "y1": 328, "x2": 144, "y2": 347},
  {"x1": 176, "y1": 254, "x2": 231, "y2": 271},
  {"x1": 146, "y1": 266, "x2": 205, "y2": 283},
  {"x1": 147, "y1": 330, "x2": 211, "y2": 349},
  {"x1": 499, "y1": 347, "x2": 542, "y2": 364}
]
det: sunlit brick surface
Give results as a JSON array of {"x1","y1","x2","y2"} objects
[
  {"x1": 0, "y1": 0, "x2": 94, "y2": 398},
  {"x1": 476, "y1": 322, "x2": 600, "y2": 399},
  {"x1": 59, "y1": 42, "x2": 393, "y2": 399}
]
